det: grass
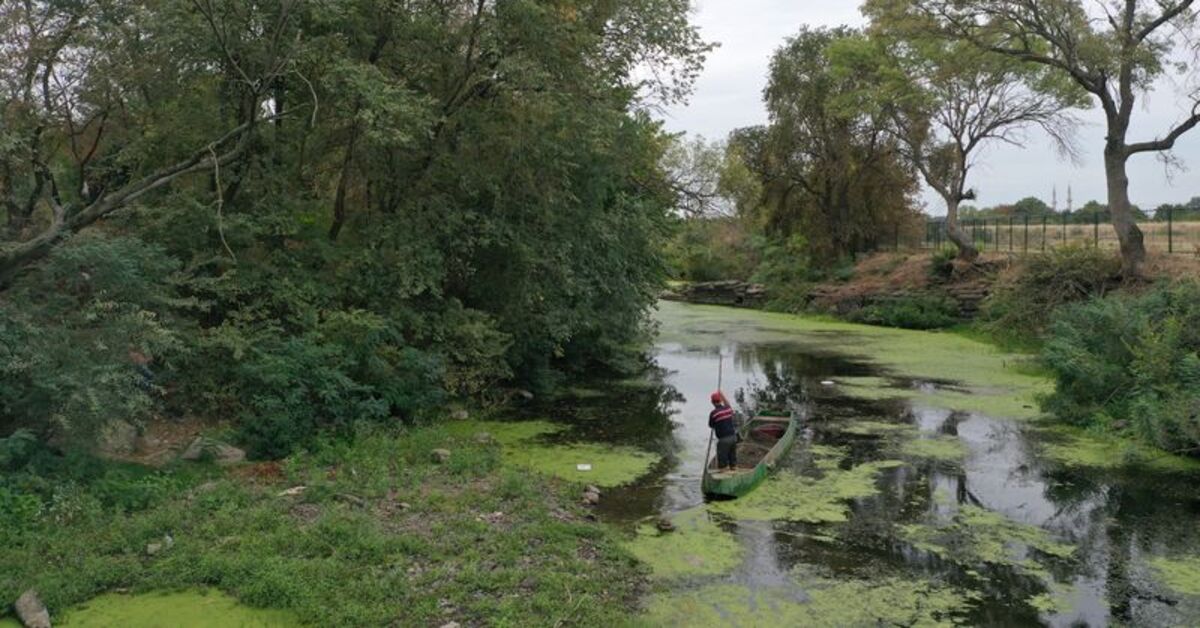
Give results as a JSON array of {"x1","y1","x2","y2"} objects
[{"x1": 0, "y1": 425, "x2": 644, "y2": 626}]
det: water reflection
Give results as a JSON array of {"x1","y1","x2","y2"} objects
[{"x1": 542, "y1": 303, "x2": 1200, "y2": 626}]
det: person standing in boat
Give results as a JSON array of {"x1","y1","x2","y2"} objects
[{"x1": 709, "y1": 391, "x2": 737, "y2": 470}]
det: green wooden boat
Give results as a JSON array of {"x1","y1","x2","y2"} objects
[{"x1": 701, "y1": 409, "x2": 798, "y2": 498}]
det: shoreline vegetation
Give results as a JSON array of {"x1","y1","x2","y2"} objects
[{"x1": 1, "y1": 424, "x2": 647, "y2": 626}]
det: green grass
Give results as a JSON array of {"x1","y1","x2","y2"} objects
[{"x1": 0, "y1": 425, "x2": 644, "y2": 626}]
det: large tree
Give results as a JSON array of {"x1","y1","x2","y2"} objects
[
  {"x1": 849, "y1": 5, "x2": 1081, "y2": 260},
  {"x1": 750, "y1": 27, "x2": 921, "y2": 262},
  {"x1": 889, "y1": 0, "x2": 1200, "y2": 275}
]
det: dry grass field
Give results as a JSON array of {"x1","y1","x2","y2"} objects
[{"x1": 926, "y1": 220, "x2": 1200, "y2": 256}]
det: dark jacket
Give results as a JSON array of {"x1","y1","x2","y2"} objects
[{"x1": 709, "y1": 405, "x2": 736, "y2": 438}]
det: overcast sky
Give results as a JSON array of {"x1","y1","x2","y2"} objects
[{"x1": 657, "y1": 0, "x2": 1200, "y2": 215}]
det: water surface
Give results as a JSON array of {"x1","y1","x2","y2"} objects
[{"x1": 548, "y1": 301, "x2": 1200, "y2": 626}]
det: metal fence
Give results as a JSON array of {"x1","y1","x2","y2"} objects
[{"x1": 920, "y1": 211, "x2": 1200, "y2": 255}]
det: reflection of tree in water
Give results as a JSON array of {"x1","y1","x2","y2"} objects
[
  {"x1": 728, "y1": 344, "x2": 870, "y2": 414},
  {"x1": 550, "y1": 362, "x2": 684, "y2": 446}
]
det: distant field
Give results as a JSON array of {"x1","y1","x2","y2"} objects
[{"x1": 925, "y1": 220, "x2": 1200, "y2": 255}]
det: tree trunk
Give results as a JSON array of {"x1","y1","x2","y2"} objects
[
  {"x1": 944, "y1": 197, "x2": 978, "y2": 261},
  {"x1": 1103, "y1": 148, "x2": 1146, "y2": 277}
]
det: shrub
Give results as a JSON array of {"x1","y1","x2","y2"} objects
[
  {"x1": 752, "y1": 234, "x2": 813, "y2": 311},
  {"x1": 1042, "y1": 281, "x2": 1200, "y2": 455},
  {"x1": 0, "y1": 235, "x2": 183, "y2": 444},
  {"x1": 928, "y1": 248, "x2": 956, "y2": 281},
  {"x1": 849, "y1": 294, "x2": 960, "y2": 330},
  {"x1": 982, "y1": 245, "x2": 1120, "y2": 338}
]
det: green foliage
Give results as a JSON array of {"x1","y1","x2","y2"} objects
[
  {"x1": 0, "y1": 234, "x2": 184, "y2": 443},
  {"x1": 745, "y1": 27, "x2": 922, "y2": 262},
  {"x1": 1, "y1": 0, "x2": 710, "y2": 455},
  {"x1": 1041, "y1": 281, "x2": 1200, "y2": 455},
  {"x1": 666, "y1": 217, "x2": 759, "y2": 281},
  {"x1": 752, "y1": 234, "x2": 813, "y2": 311},
  {"x1": 982, "y1": 246, "x2": 1120, "y2": 338},
  {"x1": 849, "y1": 294, "x2": 959, "y2": 330},
  {"x1": 929, "y1": 247, "x2": 956, "y2": 280}
]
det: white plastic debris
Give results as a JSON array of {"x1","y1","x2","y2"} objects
[
  {"x1": 820, "y1": 380, "x2": 836, "y2": 386},
  {"x1": 576, "y1": 463, "x2": 593, "y2": 471}
]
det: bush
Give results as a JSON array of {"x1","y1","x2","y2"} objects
[
  {"x1": 0, "y1": 235, "x2": 184, "y2": 444},
  {"x1": 928, "y1": 248, "x2": 956, "y2": 281},
  {"x1": 849, "y1": 294, "x2": 960, "y2": 330},
  {"x1": 982, "y1": 245, "x2": 1120, "y2": 338},
  {"x1": 752, "y1": 234, "x2": 813, "y2": 311},
  {"x1": 1042, "y1": 281, "x2": 1200, "y2": 455}
]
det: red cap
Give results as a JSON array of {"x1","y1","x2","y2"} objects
[{"x1": 710, "y1": 391, "x2": 724, "y2": 404}]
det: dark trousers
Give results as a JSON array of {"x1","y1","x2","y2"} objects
[{"x1": 716, "y1": 435, "x2": 738, "y2": 468}]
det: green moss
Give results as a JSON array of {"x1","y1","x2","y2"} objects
[
  {"x1": 448, "y1": 419, "x2": 660, "y2": 487},
  {"x1": 900, "y1": 437, "x2": 969, "y2": 463},
  {"x1": 623, "y1": 508, "x2": 742, "y2": 580},
  {"x1": 708, "y1": 461, "x2": 903, "y2": 523},
  {"x1": 1035, "y1": 425, "x2": 1200, "y2": 474},
  {"x1": 642, "y1": 577, "x2": 975, "y2": 627},
  {"x1": 1150, "y1": 556, "x2": 1200, "y2": 597},
  {"x1": 52, "y1": 590, "x2": 296, "y2": 627}
]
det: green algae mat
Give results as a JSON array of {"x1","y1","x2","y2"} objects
[
  {"x1": 656, "y1": 301, "x2": 1049, "y2": 420},
  {"x1": 447, "y1": 419, "x2": 660, "y2": 487},
  {"x1": 0, "y1": 591, "x2": 295, "y2": 627}
]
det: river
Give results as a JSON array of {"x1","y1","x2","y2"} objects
[{"x1": 542, "y1": 300, "x2": 1200, "y2": 626}]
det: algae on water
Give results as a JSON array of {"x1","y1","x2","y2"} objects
[
  {"x1": 643, "y1": 576, "x2": 975, "y2": 627},
  {"x1": 31, "y1": 590, "x2": 296, "y2": 627},
  {"x1": 708, "y1": 461, "x2": 903, "y2": 523},
  {"x1": 1150, "y1": 555, "x2": 1200, "y2": 597},
  {"x1": 900, "y1": 436, "x2": 969, "y2": 463},
  {"x1": 1035, "y1": 425, "x2": 1200, "y2": 474},
  {"x1": 623, "y1": 507, "x2": 742, "y2": 580},
  {"x1": 901, "y1": 505, "x2": 1074, "y2": 572}
]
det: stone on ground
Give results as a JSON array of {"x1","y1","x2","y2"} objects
[{"x1": 15, "y1": 589, "x2": 51, "y2": 628}]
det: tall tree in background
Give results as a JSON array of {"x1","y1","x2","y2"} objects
[
  {"x1": 848, "y1": 5, "x2": 1082, "y2": 260},
  {"x1": 751, "y1": 27, "x2": 920, "y2": 262},
  {"x1": 891, "y1": 0, "x2": 1200, "y2": 275}
]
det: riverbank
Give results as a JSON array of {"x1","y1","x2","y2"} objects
[{"x1": 0, "y1": 425, "x2": 644, "y2": 626}]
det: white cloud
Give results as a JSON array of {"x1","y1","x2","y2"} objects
[{"x1": 659, "y1": 0, "x2": 1200, "y2": 213}]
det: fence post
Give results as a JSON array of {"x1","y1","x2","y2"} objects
[
  {"x1": 995, "y1": 219, "x2": 1000, "y2": 251},
  {"x1": 1023, "y1": 215, "x2": 1029, "y2": 252},
  {"x1": 1009, "y1": 216, "x2": 1014, "y2": 252},
  {"x1": 1041, "y1": 216, "x2": 1047, "y2": 252},
  {"x1": 1093, "y1": 212, "x2": 1099, "y2": 248},
  {"x1": 1062, "y1": 213, "x2": 1067, "y2": 246},
  {"x1": 1168, "y1": 206, "x2": 1174, "y2": 254}
]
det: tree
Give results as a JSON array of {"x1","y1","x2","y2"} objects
[
  {"x1": 750, "y1": 27, "x2": 921, "y2": 262},
  {"x1": 854, "y1": 3, "x2": 1080, "y2": 260},
  {"x1": 892, "y1": 0, "x2": 1200, "y2": 275},
  {"x1": 1011, "y1": 196, "x2": 1054, "y2": 218},
  {"x1": 0, "y1": 0, "x2": 305, "y2": 285}
]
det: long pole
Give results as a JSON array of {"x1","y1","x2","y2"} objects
[{"x1": 702, "y1": 353, "x2": 724, "y2": 476}]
